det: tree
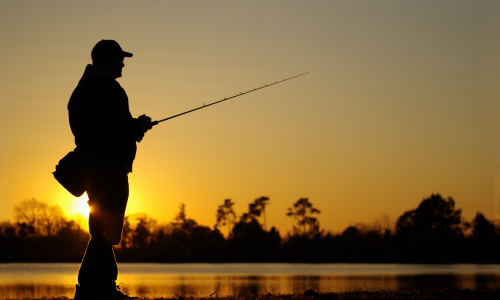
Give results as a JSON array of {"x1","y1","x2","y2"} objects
[
  {"x1": 395, "y1": 194, "x2": 462, "y2": 237},
  {"x1": 468, "y1": 212, "x2": 498, "y2": 263},
  {"x1": 237, "y1": 197, "x2": 271, "y2": 229},
  {"x1": 132, "y1": 218, "x2": 151, "y2": 249},
  {"x1": 229, "y1": 197, "x2": 280, "y2": 258},
  {"x1": 394, "y1": 194, "x2": 464, "y2": 263},
  {"x1": 123, "y1": 213, "x2": 157, "y2": 250},
  {"x1": 172, "y1": 203, "x2": 197, "y2": 244},
  {"x1": 251, "y1": 197, "x2": 270, "y2": 231},
  {"x1": 120, "y1": 216, "x2": 132, "y2": 249},
  {"x1": 174, "y1": 203, "x2": 196, "y2": 231},
  {"x1": 14, "y1": 198, "x2": 65, "y2": 237},
  {"x1": 230, "y1": 218, "x2": 281, "y2": 256},
  {"x1": 215, "y1": 199, "x2": 236, "y2": 237},
  {"x1": 54, "y1": 220, "x2": 89, "y2": 255},
  {"x1": 471, "y1": 212, "x2": 495, "y2": 240},
  {"x1": 286, "y1": 198, "x2": 321, "y2": 237}
]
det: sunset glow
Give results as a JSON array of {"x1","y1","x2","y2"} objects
[
  {"x1": 68, "y1": 194, "x2": 90, "y2": 220},
  {"x1": 1, "y1": 1, "x2": 500, "y2": 234}
]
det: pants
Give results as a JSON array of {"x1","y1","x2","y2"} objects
[{"x1": 78, "y1": 162, "x2": 129, "y2": 287}]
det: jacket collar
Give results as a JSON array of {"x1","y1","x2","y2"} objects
[{"x1": 77, "y1": 64, "x2": 114, "y2": 87}]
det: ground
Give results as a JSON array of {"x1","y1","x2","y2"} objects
[{"x1": 7, "y1": 288, "x2": 500, "y2": 300}]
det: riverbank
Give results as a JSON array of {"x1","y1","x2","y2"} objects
[{"x1": 7, "y1": 289, "x2": 500, "y2": 300}]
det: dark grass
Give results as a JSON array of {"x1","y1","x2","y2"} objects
[{"x1": 5, "y1": 288, "x2": 500, "y2": 300}]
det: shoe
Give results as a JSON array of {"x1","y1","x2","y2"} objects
[
  {"x1": 74, "y1": 282, "x2": 138, "y2": 299},
  {"x1": 74, "y1": 284, "x2": 98, "y2": 300}
]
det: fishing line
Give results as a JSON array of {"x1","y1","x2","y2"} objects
[{"x1": 311, "y1": 73, "x2": 495, "y2": 164}]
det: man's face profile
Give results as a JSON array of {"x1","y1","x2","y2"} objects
[{"x1": 108, "y1": 55, "x2": 125, "y2": 79}]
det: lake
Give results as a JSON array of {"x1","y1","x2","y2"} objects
[{"x1": 1, "y1": 263, "x2": 500, "y2": 298}]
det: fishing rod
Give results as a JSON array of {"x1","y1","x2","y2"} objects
[{"x1": 151, "y1": 72, "x2": 309, "y2": 126}]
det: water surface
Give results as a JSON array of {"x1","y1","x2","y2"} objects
[{"x1": 1, "y1": 263, "x2": 499, "y2": 298}]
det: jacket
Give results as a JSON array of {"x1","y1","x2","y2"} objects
[{"x1": 68, "y1": 64, "x2": 143, "y2": 172}]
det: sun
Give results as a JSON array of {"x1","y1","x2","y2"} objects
[{"x1": 69, "y1": 193, "x2": 91, "y2": 217}]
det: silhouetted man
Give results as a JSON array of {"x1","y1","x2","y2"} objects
[{"x1": 68, "y1": 40, "x2": 152, "y2": 299}]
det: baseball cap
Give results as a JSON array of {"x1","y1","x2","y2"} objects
[{"x1": 91, "y1": 40, "x2": 133, "y2": 61}]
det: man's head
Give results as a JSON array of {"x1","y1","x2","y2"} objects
[{"x1": 91, "y1": 40, "x2": 132, "y2": 79}]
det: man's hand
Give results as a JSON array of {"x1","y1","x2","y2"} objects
[{"x1": 138, "y1": 114, "x2": 153, "y2": 133}]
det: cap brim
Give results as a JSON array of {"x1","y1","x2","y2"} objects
[{"x1": 123, "y1": 51, "x2": 133, "y2": 57}]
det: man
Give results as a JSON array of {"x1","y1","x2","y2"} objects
[{"x1": 68, "y1": 40, "x2": 152, "y2": 299}]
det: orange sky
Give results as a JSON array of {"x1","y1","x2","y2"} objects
[{"x1": 2, "y1": 1, "x2": 500, "y2": 234}]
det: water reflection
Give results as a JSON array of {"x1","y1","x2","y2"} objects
[
  {"x1": 0, "y1": 284, "x2": 75, "y2": 299},
  {"x1": 124, "y1": 274, "x2": 500, "y2": 297},
  {"x1": 1, "y1": 263, "x2": 500, "y2": 298}
]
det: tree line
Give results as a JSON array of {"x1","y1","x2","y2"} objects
[{"x1": 1, "y1": 194, "x2": 499, "y2": 263}]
